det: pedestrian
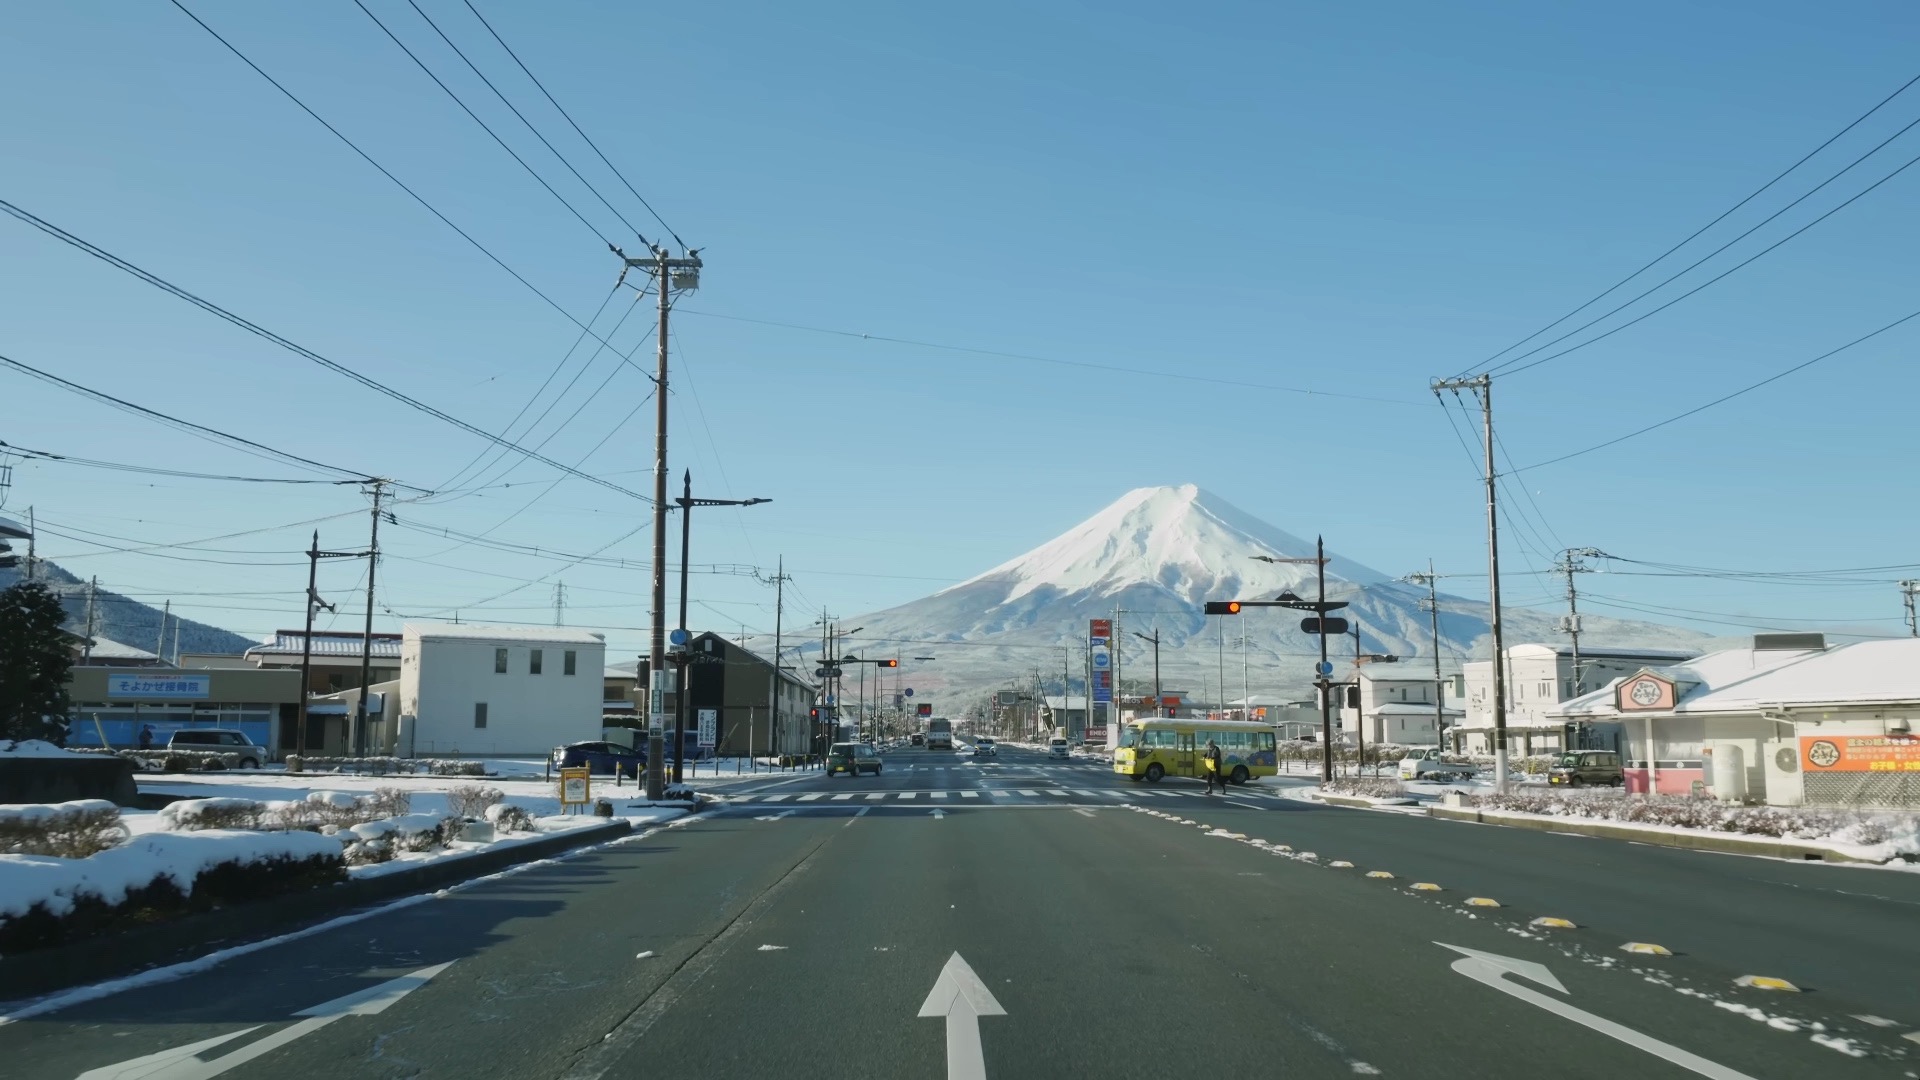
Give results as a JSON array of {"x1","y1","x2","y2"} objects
[
  {"x1": 1203, "y1": 737, "x2": 1223, "y2": 794},
  {"x1": 138, "y1": 724, "x2": 155, "y2": 751}
]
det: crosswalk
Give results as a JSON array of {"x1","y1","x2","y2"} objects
[{"x1": 726, "y1": 786, "x2": 1296, "y2": 806}]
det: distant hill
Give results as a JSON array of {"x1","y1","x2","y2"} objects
[{"x1": 0, "y1": 561, "x2": 258, "y2": 657}]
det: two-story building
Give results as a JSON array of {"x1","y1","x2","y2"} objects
[
  {"x1": 1341, "y1": 664, "x2": 1465, "y2": 747},
  {"x1": 655, "y1": 632, "x2": 817, "y2": 759},
  {"x1": 396, "y1": 623, "x2": 605, "y2": 757},
  {"x1": 1455, "y1": 643, "x2": 1701, "y2": 755}
]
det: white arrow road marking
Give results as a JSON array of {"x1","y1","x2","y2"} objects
[
  {"x1": 753, "y1": 810, "x2": 795, "y2": 821},
  {"x1": 930, "y1": 809, "x2": 946, "y2": 819},
  {"x1": 918, "y1": 953, "x2": 1005, "y2": 1080},
  {"x1": 1072, "y1": 808, "x2": 1095, "y2": 818},
  {"x1": 1437, "y1": 944, "x2": 1757, "y2": 1080},
  {"x1": 76, "y1": 963, "x2": 453, "y2": 1080}
]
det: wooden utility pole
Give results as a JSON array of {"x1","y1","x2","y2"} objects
[
  {"x1": 1433, "y1": 374, "x2": 1510, "y2": 793},
  {"x1": 83, "y1": 576, "x2": 97, "y2": 661},
  {"x1": 353, "y1": 480, "x2": 388, "y2": 758}
]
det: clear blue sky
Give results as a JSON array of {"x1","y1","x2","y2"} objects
[{"x1": 5, "y1": 0, "x2": 1919, "y2": 659}]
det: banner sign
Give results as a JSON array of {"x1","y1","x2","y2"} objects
[
  {"x1": 107, "y1": 674, "x2": 210, "y2": 700},
  {"x1": 1802, "y1": 734, "x2": 1920, "y2": 773},
  {"x1": 697, "y1": 708, "x2": 717, "y2": 748}
]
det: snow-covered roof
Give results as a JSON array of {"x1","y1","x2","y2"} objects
[
  {"x1": 404, "y1": 623, "x2": 606, "y2": 646},
  {"x1": 1505, "y1": 642, "x2": 1701, "y2": 661},
  {"x1": 248, "y1": 631, "x2": 402, "y2": 660},
  {"x1": 1548, "y1": 639, "x2": 1920, "y2": 718},
  {"x1": 1368, "y1": 702, "x2": 1464, "y2": 716},
  {"x1": 84, "y1": 637, "x2": 158, "y2": 661},
  {"x1": 1358, "y1": 666, "x2": 1448, "y2": 683},
  {"x1": 1044, "y1": 696, "x2": 1089, "y2": 710}
]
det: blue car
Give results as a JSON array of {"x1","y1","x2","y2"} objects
[{"x1": 552, "y1": 740, "x2": 645, "y2": 778}]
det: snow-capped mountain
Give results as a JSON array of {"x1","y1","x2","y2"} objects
[{"x1": 753, "y1": 485, "x2": 1713, "y2": 715}]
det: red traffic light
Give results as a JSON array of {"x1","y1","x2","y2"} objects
[
  {"x1": 1203, "y1": 600, "x2": 1242, "y2": 615},
  {"x1": 878, "y1": 659, "x2": 899, "y2": 668},
  {"x1": 809, "y1": 708, "x2": 821, "y2": 720}
]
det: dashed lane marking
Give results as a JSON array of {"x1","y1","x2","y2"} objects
[
  {"x1": 830, "y1": 793, "x2": 855, "y2": 801},
  {"x1": 797, "y1": 793, "x2": 824, "y2": 802}
]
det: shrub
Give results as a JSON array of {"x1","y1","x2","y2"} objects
[
  {"x1": 445, "y1": 784, "x2": 504, "y2": 818},
  {"x1": 1321, "y1": 778, "x2": 1406, "y2": 800},
  {"x1": 158, "y1": 798, "x2": 270, "y2": 832},
  {"x1": 367, "y1": 787, "x2": 412, "y2": 819},
  {"x1": 161, "y1": 753, "x2": 196, "y2": 773},
  {"x1": 0, "y1": 799, "x2": 129, "y2": 857},
  {"x1": 347, "y1": 812, "x2": 463, "y2": 853},
  {"x1": 484, "y1": 803, "x2": 536, "y2": 833},
  {"x1": 343, "y1": 838, "x2": 394, "y2": 865},
  {"x1": 291, "y1": 756, "x2": 489, "y2": 777}
]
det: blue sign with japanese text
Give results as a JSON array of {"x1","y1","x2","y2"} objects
[{"x1": 106, "y1": 674, "x2": 211, "y2": 700}]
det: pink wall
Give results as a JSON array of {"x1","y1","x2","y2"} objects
[{"x1": 1624, "y1": 767, "x2": 1704, "y2": 796}]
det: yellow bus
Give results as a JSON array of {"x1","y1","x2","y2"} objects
[{"x1": 1113, "y1": 718, "x2": 1279, "y2": 785}]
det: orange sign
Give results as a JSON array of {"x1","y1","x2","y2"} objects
[{"x1": 1801, "y1": 734, "x2": 1920, "y2": 772}]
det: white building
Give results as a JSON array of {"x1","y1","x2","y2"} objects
[
  {"x1": 1549, "y1": 634, "x2": 1920, "y2": 809},
  {"x1": 397, "y1": 624, "x2": 605, "y2": 757},
  {"x1": 1455, "y1": 643, "x2": 1700, "y2": 755},
  {"x1": 1341, "y1": 665, "x2": 1464, "y2": 748}
]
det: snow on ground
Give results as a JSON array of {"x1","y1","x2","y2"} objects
[
  {"x1": 0, "y1": 830, "x2": 340, "y2": 920},
  {"x1": 347, "y1": 808, "x2": 686, "y2": 879},
  {"x1": 0, "y1": 740, "x2": 75, "y2": 758}
]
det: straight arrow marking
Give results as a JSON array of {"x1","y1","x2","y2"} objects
[
  {"x1": 930, "y1": 809, "x2": 946, "y2": 819},
  {"x1": 1436, "y1": 944, "x2": 1756, "y2": 1080},
  {"x1": 918, "y1": 953, "x2": 1005, "y2": 1080}
]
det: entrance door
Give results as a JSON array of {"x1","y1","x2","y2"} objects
[{"x1": 1174, "y1": 732, "x2": 1197, "y2": 778}]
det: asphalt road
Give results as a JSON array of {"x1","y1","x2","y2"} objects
[{"x1": 5, "y1": 744, "x2": 1918, "y2": 1079}]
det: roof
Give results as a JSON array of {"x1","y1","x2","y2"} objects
[
  {"x1": 606, "y1": 642, "x2": 818, "y2": 692},
  {"x1": 1505, "y1": 643, "x2": 1702, "y2": 661},
  {"x1": 1549, "y1": 639, "x2": 1920, "y2": 718},
  {"x1": 404, "y1": 623, "x2": 606, "y2": 646},
  {"x1": 248, "y1": 630, "x2": 403, "y2": 660},
  {"x1": 1044, "y1": 696, "x2": 1089, "y2": 710},
  {"x1": 1358, "y1": 667, "x2": 1452, "y2": 684},
  {"x1": 84, "y1": 637, "x2": 158, "y2": 661},
  {"x1": 1368, "y1": 702, "x2": 1464, "y2": 716}
]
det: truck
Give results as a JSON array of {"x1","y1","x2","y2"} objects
[{"x1": 924, "y1": 716, "x2": 953, "y2": 751}]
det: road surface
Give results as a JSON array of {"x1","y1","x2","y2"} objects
[{"x1": 5, "y1": 744, "x2": 1918, "y2": 1078}]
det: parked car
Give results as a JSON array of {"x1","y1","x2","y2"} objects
[
  {"x1": 552, "y1": 740, "x2": 645, "y2": 778},
  {"x1": 165, "y1": 729, "x2": 264, "y2": 769},
  {"x1": 1397, "y1": 748, "x2": 1473, "y2": 782},
  {"x1": 827, "y1": 741, "x2": 882, "y2": 777},
  {"x1": 1548, "y1": 750, "x2": 1624, "y2": 787},
  {"x1": 1048, "y1": 737, "x2": 1071, "y2": 760}
]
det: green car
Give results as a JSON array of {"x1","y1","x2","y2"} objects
[{"x1": 827, "y1": 741, "x2": 882, "y2": 777}]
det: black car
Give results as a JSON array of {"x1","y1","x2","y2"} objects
[{"x1": 552, "y1": 740, "x2": 645, "y2": 778}]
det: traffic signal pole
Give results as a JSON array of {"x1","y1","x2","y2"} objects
[{"x1": 1315, "y1": 536, "x2": 1333, "y2": 781}]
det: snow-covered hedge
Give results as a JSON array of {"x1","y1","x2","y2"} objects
[
  {"x1": 445, "y1": 784, "x2": 504, "y2": 817},
  {"x1": 291, "y1": 756, "x2": 488, "y2": 776},
  {"x1": 484, "y1": 802, "x2": 536, "y2": 833},
  {"x1": 0, "y1": 799, "x2": 130, "y2": 857},
  {"x1": 1464, "y1": 790, "x2": 1920, "y2": 853},
  {"x1": 157, "y1": 788, "x2": 413, "y2": 833},
  {"x1": 0, "y1": 830, "x2": 344, "y2": 952},
  {"x1": 1320, "y1": 778, "x2": 1407, "y2": 800},
  {"x1": 70, "y1": 747, "x2": 257, "y2": 772}
]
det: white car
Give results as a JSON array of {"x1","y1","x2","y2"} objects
[
  {"x1": 1397, "y1": 748, "x2": 1473, "y2": 782},
  {"x1": 1048, "y1": 738, "x2": 1071, "y2": 760}
]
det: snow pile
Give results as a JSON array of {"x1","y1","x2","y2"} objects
[
  {"x1": 0, "y1": 829, "x2": 342, "y2": 921},
  {"x1": 0, "y1": 739, "x2": 73, "y2": 757},
  {"x1": 484, "y1": 803, "x2": 536, "y2": 833},
  {"x1": 158, "y1": 798, "x2": 274, "y2": 832},
  {"x1": 1465, "y1": 790, "x2": 1920, "y2": 859}
]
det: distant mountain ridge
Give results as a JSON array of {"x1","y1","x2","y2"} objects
[
  {"x1": 748, "y1": 485, "x2": 1715, "y2": 714},
  {"x1": 0, "y1": 561, "x2": 258, "y2": 657}
]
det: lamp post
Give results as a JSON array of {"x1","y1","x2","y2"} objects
[
  {"x1": 672, "y1": 470, "x2": 769, "y2": 784},
  {"x1": 1245, "y1": 544, "x2": 1341, "y2": 781},
  {"x1": 1131, "y1": 629, "x2": 1162, "y2": 717}
]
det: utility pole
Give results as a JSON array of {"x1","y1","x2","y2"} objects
[
  {"x1": 83, "y1": 576, "x2": 97, "y2": 661},
  {"x1": 1433, "y1": 374, "x2": 1510, "y2": 793},
  {"x1": 25, "y1": 507, "x2": 35, "y2": 582},
  {"x1": 620, "y1": 244, "x2": 702, "y2": 801},
  {"x1": 1405, "y1": 561, "x2": 1447, "y2": 750},
  {"x1": 672, "y1": 470, "x2": 770, "y2": 782},
  {"x1": 1554, "y1": 548, "x2": 1605, "y2": 698},
  {"x1": 353, "y1": 479, "x2": 388, "y2": 758},
  {"x1": 1131, "y1": 628, "x2": 1162, "y2": 715},
  {"x1": 1903, "y1": 580, "x2": 1920, "y2": 637},
  {"x1": 155, "y1": 600, "x2": 170, "y2": 662},
  {"x1": 761, "y1": 558, "x2": 790, "y2": 770}
]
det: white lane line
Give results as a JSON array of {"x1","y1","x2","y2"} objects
[
  {"x1": 1073, "y1": 808, "x2": 1096, "y2": 818},
  {"x1": 931, "y1": 791, "x2": 949, "y2": 799},
  {"x1": 987, "y1": 790, "x2": 1010, "y2": 798},
  {"x1": 845, "y1": 806, "x2": 871, "y2": 828},
  {"x1": 898, "y1": 791, "x2": 919, "y2": 800},
  {"x1": 1017, "y1": 790, "x2": 1040, "y2": 797},
  {"x1": 729, "y1": 796, "x2": 756, "y2": 803},
  {"x1": 797, "y1": 793, "x2": 825, "y2": 802},
  {"x1": 761, "y1": 794, "x2": 791, "y2": 803},
  {"x1": 961, "y1": 791, "x2": 979, "y2": 799},
  {"x1": 864, "y1": 793, "x2": 887, "y2": 801},
  {"x1": 1071, "y1": 789, "x2": 1101, "y2": 797},
  {"x1": 1046, "y1": 789, "x2": 1069, "y2": 796},
  {"x1": 830, "y1": 793, "x2": 856, "y2": 801},
  {"x1": 1224, "y1": 799, "x2": 1263, "y2": 810}
]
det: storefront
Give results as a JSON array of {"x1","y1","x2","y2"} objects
[{"x1": 66, "y1": 666, "x2": 301, "y2": 756}]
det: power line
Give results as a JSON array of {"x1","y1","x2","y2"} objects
[
  {"x1": 1488, "y1": 133, "x2": 1920, "y2": 380},
  {"x1": 459, "y1": 0, "x2": 684, "y2": 250},
  {"x1": 676, "y1": 308, "x2": 1418, "y2": 405},
  {"x1": 1512, "y1": 303, "x2": 1920, "y2": 473},
  {"x1": 0, "y1": 197, "x2": 651, "y2": 503},
  {"x1": 164, "y1": 1, "x2": 640, "y2": 362},
  {"x1": 1468, "y1": 70, "x2": 1920, "y2": 376},
  {"x1": 0, "y1": 439, "x2": 363, "y2": 485},
  {"x1": 348, "y1": 0, "x2": 612, "y2": 245},
  {"x1": 0, "y1": 351, "x2": 378, "y2": 482}
]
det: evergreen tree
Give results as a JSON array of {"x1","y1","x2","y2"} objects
[{"x1": 0, "y1": 580, "x2": 73, "y2": 744}]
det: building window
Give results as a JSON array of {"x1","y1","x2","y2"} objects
[
  {"x1": 564, "y1": 650, "x2": 577, "y2": 676},
  {"x1": 494, "y1": 648, "x2": 508, "y2": 674},
  {"x1": 530, "y1": 649, "x2": 543, "y2": 675},
  {"x1": 474, "y1": 702, "x2": 488, "y2": 729}
]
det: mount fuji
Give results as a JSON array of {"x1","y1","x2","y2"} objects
[{"x1": 765, "y1": 485, "x2": 1713, "y2": 715}]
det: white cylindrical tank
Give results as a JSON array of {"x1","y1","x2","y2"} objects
[{"x1": 1711, "y1": 742, "x2": 1746, "y2": 802}]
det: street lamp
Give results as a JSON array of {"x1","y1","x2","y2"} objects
[
  {"x1": 672, "y1": 470, "x2": 771, "y2": 783},
  {"x1": 1131, "y1": 630, "x2": 1162, "y2": 717}
]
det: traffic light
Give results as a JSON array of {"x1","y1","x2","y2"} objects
[
  {"x1": 809, "y1": 708, "x2": 821, "y2": 721},
  {"x1": 1203, "y1": 601, "x2": 1242, "y2": 615},
  {"x1": 1346, "y1": 686, "x2": 1361, "y2": 709},
  {"x1": 878, "y1": 659, "x2": 898, "y2": 668}
]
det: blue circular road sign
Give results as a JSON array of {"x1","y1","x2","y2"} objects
[
  {"x1": 669, "y1": 628, "x2": 690, "y2": 646},
  {"x1": 1315, "y1": 661, "x2": 1335, "y2": 677},
  {"x1": 904, "y1": 688, "x2": 914, "y2": 697}
]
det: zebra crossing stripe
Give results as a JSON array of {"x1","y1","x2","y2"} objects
[
  {"x1": 798, "y1": 793, "x2": 824, "y2": 802},
  {"x1": 1017, "y1": 789, "x2": 1039, "y2": 797},
  {"x1": 762, "y1": 794, "x2": 791, "y2": 802},
  {"x1": 960, "y1": 791, "x2": 979, "y2": 799},
  {"x1": 898, "y1": 791, "x2": 918, "y2": 800},
  {"x1": 831, "y1": 793, "x2": 856, "y2": 801},
  {"x1": 931, "y1": 791, "x2": 949, "y2": 799},
  {"x1": 864, "y1": 792, "x2": 887, "y2": 801},
  {"x1": 1047, "y1": 789, "x2": 1070, "y2": 796}
]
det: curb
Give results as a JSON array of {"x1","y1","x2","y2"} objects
[
  {"x1": 1424, "y1": 805, "x2": 1882, "y2": 863},
  {"x1": 1317, "y1": 793, "x2": 1421, "y2": 809},
  {"x1": 0, "y1": 819, "x2": 633, "y2": 1001}
]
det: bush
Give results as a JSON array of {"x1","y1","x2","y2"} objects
[
  {"x1": 366, "y1": 787, "x2": 412, "y2": 819},
  {"x1": 292, "y1": 756, "x2": 489, "y2": 777},
  {"x1": 0, "y1": 799, "x2": 129, "y2": 857},
  {"x1": 158, "y1": 798, "x2": 270, "y2": 832},
  {"x1": 484, "y1": 802, "x2": 536, "y2": 833},
  {"x1": 445, "y1": 784, "x2": 504, "y2": 818},
  {"x1": 347, "y1": 812, "x2": 463, "y2": 853},
  {"x1": 1321, "y1": 778, "x2": 1407, "y2": 800},
  {"x1": 1462, "y1": 789, "x2": 1919, "y2": 848}
]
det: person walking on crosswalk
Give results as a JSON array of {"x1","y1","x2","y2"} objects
[{"x1": 1203, "y1": 738, "x2": 1224, "y2": 795}]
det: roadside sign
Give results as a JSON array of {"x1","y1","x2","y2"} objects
[
  {"x1": 669, "y1": 628, "x2": 690, "y2": 646},
  {"x1": 917, "y1": 703, "x2": 933, "y2": 717},
  {"x1": 1315, "y1": 661, "x2": 1335, "y2": 677},
  {"x1": 905, "y1": 688, "x2": 914, "y2": 697},
  {"x1": 1091, "y1": 649, "x2": 1110, "y2": 669},
  {"x1": 558, "y1": 767, "x2": 591, "y2": 811},
  {"x1": 1301, "y1": 617, "x2": 1350, "y2": 636},
  {"x1": 697, "y1": 708, "x2": 717, "y2": 749}
]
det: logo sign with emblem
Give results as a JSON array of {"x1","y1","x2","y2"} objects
[
  {"x1": 1088, "y1": 619, "x2": 1111, "y2": 645},
  {"x1": 1615, "y1": 671, "x2": 1676, "y2": 712},
  {"x1": 558, "y1": 767, "x2": 591, "y2": 810}
]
